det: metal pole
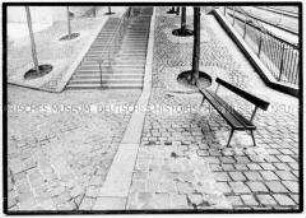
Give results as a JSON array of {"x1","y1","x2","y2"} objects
[
  {"x1": 108, "y1": 6, "x2": 112, "y2": 14},
  {"x1": 67, "y1": 6, "x2": 71, "y2": 36},
  {"x1": 243, "y1": 14, "x2": 247, "y2": 39},
  {"x1": 258, "y1": 32, "x2": 263, "y2": 56},
  {"x1": 224, "y1": 6, "x2": 226, "y2": 16},
  {"x1": 278, "y1": 43, "x2": 286, "y2": 81},
  {"x1": 232, "y1": 7, "x2": 236, "y2": 25},
  {"x1": 25, "y1": 6, "x2": 40, "y2": 74}
]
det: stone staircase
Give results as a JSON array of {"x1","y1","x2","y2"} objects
[{"x1": 66, "y1": 7, "x2": 153, "y2": 89}]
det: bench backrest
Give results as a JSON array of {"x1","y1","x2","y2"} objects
[{"x1": 216, "y1": 78, "x2": 270, "y2": 111}]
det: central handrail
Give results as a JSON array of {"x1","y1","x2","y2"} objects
[
  {"x1": 97, "y1": 7, "x2": 132, "y2": 87},
  {"x1": 103, "y1": 7, "x2": 131, "y2": 65}
]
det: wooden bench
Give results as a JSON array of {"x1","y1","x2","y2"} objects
[{"x1": 199, "y1": 77, "x2": 270, "y2": 147}]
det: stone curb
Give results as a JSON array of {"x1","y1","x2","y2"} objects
[
  {"x1": 213, "y1": 9, "x2": 299, "y2": 98},
  {"x1": 96, "y1": 7, "x2": 156, "y2": 210}
]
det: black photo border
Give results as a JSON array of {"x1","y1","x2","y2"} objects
[{"x1": 2, "y1": 1, "x2": 303, "y2": 215}]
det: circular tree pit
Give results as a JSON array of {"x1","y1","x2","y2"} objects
[
  {"x1": 172, "y1": 28, "x2": 194, "y2": 37},
  {"x1": 24, "y1": 64, "x2": 53, "y2": 80},
  {"x1": 59, "y1": 33, "x2": 80, "y2": 41},
  {"x1": 177, "y1": 70, "x2": 212, "y2": 89}
]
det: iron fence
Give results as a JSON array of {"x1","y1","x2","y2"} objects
[{"x1": 224, "y1": 6, "x2": 300, "y2": 86}]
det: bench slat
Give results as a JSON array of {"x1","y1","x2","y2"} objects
[
  {"x1": 216, "y1": 78, "x2": 270, "y2": 111},
  {"x1": 201, "y1": 89, "x2": 247, "y2": 130},
  {"x1": 206, "y1": 90, "x2": 256, "y2": 130}
]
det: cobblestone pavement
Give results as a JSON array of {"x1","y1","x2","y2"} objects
[
  {"x1": 7, "y1": 86, "x2": 141, "y2": 211},
  {"x1": 126, "y1": 7, "x2": 299, "y2": 211}
]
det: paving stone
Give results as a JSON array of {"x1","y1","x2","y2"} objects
[
  {"x1": 241, "y1": 194, "x2": 259, "y2": 206},
  {"x1": 265, "y1": 181, "x2": 289, "y2": 193},
  {"x1": 263, "y1": 155, "x2": 280, "y2": 163},
  {"x1": 244, "y1": 171, "x2": 263, "y2": 181},
  {"x1": 220, "y1": 157, "x2": 236, "y2": 164},
  {"x1": 229, "y1": 172, "x2": 247, "y2": 181},
  {"x1": 281, "y1": 181, "x2": 299, "y2": 193},
  {"x1": 290, "y1": 194, "x2": 299, "y2": 204},
  {"x1": 227, "y1": 196, "x2": 244, "y2": 206},
  {"x1": 229, "y1": 182, "x2": 251, "y2": 194},
  {"x1": 288, "y1": 162, "x2": 299, "y2": 170},
  {"x1": 259, "y1": 163, "x2": 276, "y2": 170},
  {"x1": 216, "y1": 182, "x2": 232, "y2": 194},
  {"x1": 246, "y1": 181, "x2": 269, "y2": 193},
  {"x1": 273, "y1": 163, "x2": 292, "y2": 171},
  {"x1": 259, "y1": 171, "x2": 279, "y2": 181},
  {"x1": 214, "y1": 172, "x2": 231, "y2": 182},
  {"x1": 221, "y1": 163, "x2": 235, "y2": 171},
  {"x1": 275, "y1": 171, "x2": 297, "y2": 181},
  {"x1": 256, "y1": 194, "x2": 278, "y2": 206},
  {"x1": 273, "y1": 194, "x2": 296, "y2": 206},
  {"x1": 247, "y1": 163, "x2": 262, "y2": 171},
  {"x1": 280, "y1": 149, "x2": 295, "y2": 155},
  {"x1": 234, "y1": 164, "x2": 249, "y2": 171},
  {"x1": 235, "y1": 156, "x2": 251, "y2": 164},
  {"x1": 276, "y1": 155, "x2": 296, "y2": 163}
]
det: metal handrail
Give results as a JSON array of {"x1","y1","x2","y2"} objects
[
  {"x1": 224, "y1": 6, "x2": 300, "y2": 85},
  {"x1": 104, "y1": 7, "x2": 131, "y2": 64},
  {"x1": 97, "y1": 7, "x2": 132, "y2": 87},
  {"x1": 226, "y1": 7, "x2": 299, "y2": 48}
]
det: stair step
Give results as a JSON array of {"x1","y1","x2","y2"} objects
[
  {"x1": 115, "y1": 60, "x2": 146, "y2": 63},
  {"x1": 67, "y1": 83, "x2": 143, "y2": 89},
  {"x1": 66, "y1": 11, "x2": 152, "y2": 90},
  {"x1": 78, "y1": 65, "x2": 145, "y2": 70},
  {"x1": 119, "y1": 49, "x2": 147, "y2": 52},
  {"x1": 73, "y1": 74, "x2": 144, "y2": 79},
  {"x1": 115, "y1": 57, "x2": 146, "y2": 61},
  {"x1": 124, "y1": 39, "x2": 148, "y2": 41},
  {"x1": 75, "y1": 69, "x2": 144, "y2": 74},
  {"x1": 69, "y1": 78, "x2": 143, "y2": 85}
]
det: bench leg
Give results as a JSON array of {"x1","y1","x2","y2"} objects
[
  {"x1": 250, "y1": 130, "x2": 256, "y2": 146},
  {"x1": 227, "y1": 129, "x2": 235, "y2": 147}
]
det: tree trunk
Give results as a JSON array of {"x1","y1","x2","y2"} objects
[
  {"x1": 191, "y1": 7, "x2": 201, "y2": 85},
  {"x1": 25, "y1": 6, "x2": 40, "y2": 74},
  {"x1": 176, "y1": 7, "x2": 180, "y2": 15},
  {"x1": 108, "y1": 6, "x2": 112, "y2": 14},
  {"x1": 181, "y1": 7, "x2": 186, "y2": 32},
  {"x1": 67, "y1": 6, "x2": 71, "y2": 36},
  {"x1": 93, "y1": 7, "x2": 96, "y2": 17}
]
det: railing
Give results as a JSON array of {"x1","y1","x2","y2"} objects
[
  {"x1": 223, "y1": 6, "x2": 300, "y2": 86},
  {"x1": 98, "y1": 7, "x2": 132, "y2": 86}
]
